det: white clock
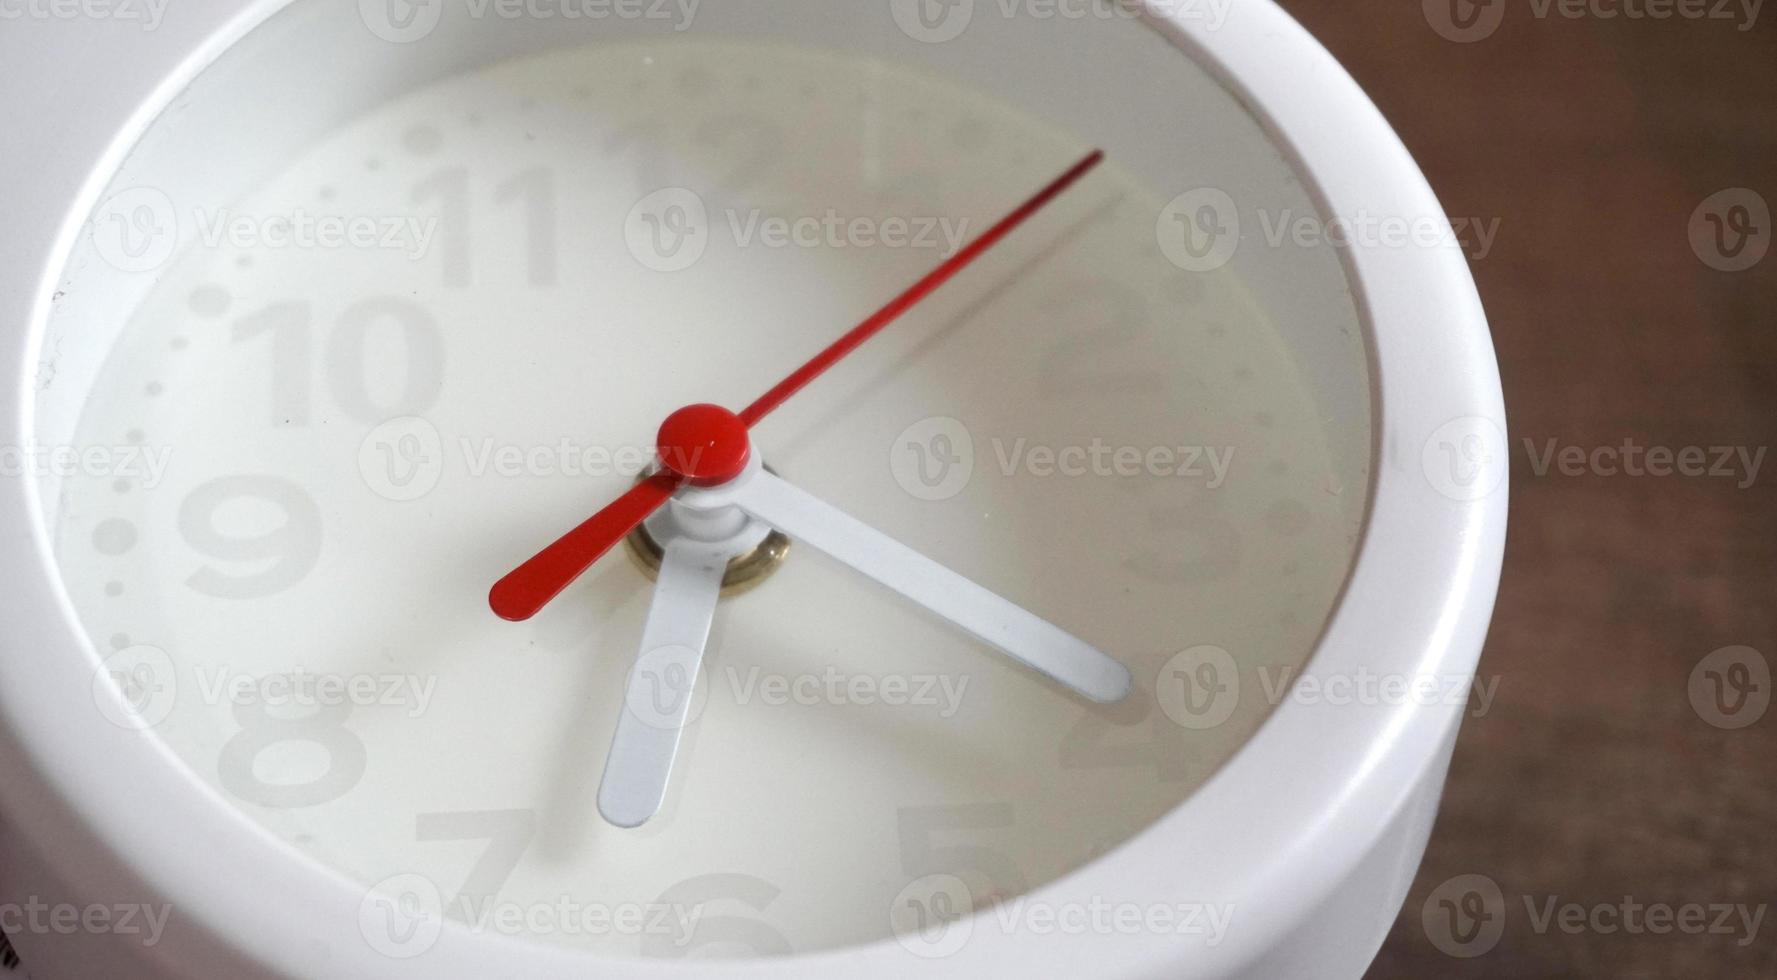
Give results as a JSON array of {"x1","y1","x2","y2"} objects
[{"x1": 0, "y1": 1, "x2": 1506, "y2": 978}]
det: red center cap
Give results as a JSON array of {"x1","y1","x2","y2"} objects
[{"x1": 657, "y1": 404, "x2": 752, "y2": 487}]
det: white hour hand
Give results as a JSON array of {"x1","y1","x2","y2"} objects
[
  {"x1": 731, "y1": 470, "x2": 1131, "y2": 704},
  {"x1": 597, "y1": 536, "x2": 727, "y2": 829}
]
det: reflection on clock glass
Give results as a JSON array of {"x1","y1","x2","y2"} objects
[{"x1": 45, "y1": 37, "x2": 1369, "y2": 957}]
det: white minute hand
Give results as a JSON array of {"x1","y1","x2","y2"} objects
[{"x1": 729, "y1": 470, "x2": 1132, "y2": 704}]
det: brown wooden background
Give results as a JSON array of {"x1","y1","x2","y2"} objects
[{"x1": 1265, "y1": 2, "x2": 1776, "y2": 977}]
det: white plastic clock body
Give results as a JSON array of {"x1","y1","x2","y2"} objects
[{"x1": 0, "y1": 1, "x2": 1506, "y2": 978}]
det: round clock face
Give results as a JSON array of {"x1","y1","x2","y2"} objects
[{"x1": 37, "y1": 16, "x2": 1370, "y2": 962}]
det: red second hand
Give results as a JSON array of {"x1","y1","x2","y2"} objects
[
  {"x1": 489, "y1": 149, "x2": 1106, "y2": 622},
  {"x1": 739, "y1": 148, "x2": 1104, "y2": 427}
]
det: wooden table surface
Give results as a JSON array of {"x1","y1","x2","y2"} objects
[{"x1": 1267, "y1": 3, "x2": 1776, "y2": 977}]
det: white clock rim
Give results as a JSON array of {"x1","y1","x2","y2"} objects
[{"x1": 0, "y1": 2, "x2": 1507, "y2": 978}]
